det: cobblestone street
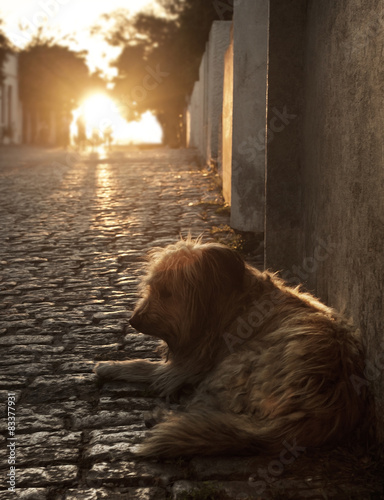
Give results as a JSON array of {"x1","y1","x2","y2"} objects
[{"x1": 0, "y1": 146, "x2": 382, "y2": 500}]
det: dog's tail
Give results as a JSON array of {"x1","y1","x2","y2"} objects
[{"x1": 135, "y1": 410, "x2": 286, "y2": 457}]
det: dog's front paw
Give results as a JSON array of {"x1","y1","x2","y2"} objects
[{"x1": 94, "y1": 361, "x2": 122, "y2": 380}]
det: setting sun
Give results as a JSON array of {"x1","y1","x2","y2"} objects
[
  {"x1": 71, "y1": 93, "x2": 163, "y2": 146},
  {"x1": 82, "y1": 93, "x2": 115, "y2": 126}
]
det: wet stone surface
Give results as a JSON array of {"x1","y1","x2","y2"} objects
[{"x1": 0, "y1": 146, "x2": 382, "y2": 499}]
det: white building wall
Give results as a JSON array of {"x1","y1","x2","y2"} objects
[{"x1": 0, "y1": 52, "x2": 23, "y2": 144}]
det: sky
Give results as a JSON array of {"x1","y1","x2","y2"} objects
[{"x1": 0, "y1": 0, "x2": 161, "y2": 76}]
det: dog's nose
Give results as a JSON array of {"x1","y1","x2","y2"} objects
[{"x1": 129, "y1": 312, "x2": 141, "y2": 330}]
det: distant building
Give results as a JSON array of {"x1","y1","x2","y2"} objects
[{"x1": 0, "y1": 52, "x2": 23, "y2": 144}]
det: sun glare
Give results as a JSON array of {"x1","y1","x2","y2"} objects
[{"x1": 71, "y1": 93, "x2": 163, "y2": 146}]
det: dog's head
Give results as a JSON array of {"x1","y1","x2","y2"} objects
[{"x1": 129, "y1": 238, "x2": 245, "y2": 354}]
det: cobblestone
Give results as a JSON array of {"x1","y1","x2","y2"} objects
[{"x1": 0, "y1": 146, "x2": 382, "y2": 499}]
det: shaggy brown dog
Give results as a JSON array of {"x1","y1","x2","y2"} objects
[{"x1": 95, "y1": 238, "x2": 367, "y2": 458}]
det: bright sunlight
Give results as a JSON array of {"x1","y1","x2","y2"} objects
[{"x1": 70, "y1": 93, "x2": 163, "y2": 147}]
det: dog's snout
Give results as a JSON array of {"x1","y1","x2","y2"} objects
[{"x1": 129, "y1": 312, "x2": 141, "y2": 330}]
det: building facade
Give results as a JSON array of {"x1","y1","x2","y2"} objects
[{"x1": 0, "y1": 52, "x2": 22, "y2": 144}]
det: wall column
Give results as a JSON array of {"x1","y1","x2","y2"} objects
[{"x1": 230, "y1": 0, "x2": 269, "y2": 233}]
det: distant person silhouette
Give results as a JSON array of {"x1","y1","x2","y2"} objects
[
  {"x1": 76, "y1": 115, "x2": 87, "y2": 151},
  {"x1": 60, "y1": 113, "x2": 71, "y2": 149},
  {"x1": 103, "y1": 124, "x2": 113, "y2": 150}
]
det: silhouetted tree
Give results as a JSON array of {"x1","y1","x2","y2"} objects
[
  {"x1": 20, "y1": 40, "x2": 88, "y2": 112},
  {"x1": 0, "y1": 21, "x2": 10, "y2": 84},
  {"x1": 98, "y1": 0, "x2": 233, "y2": 147},
  {"x1": 19, "y1": 34, "x2": 104, "y2": 145}
]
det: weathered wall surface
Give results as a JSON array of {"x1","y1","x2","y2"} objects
[
  {"x1": 222, "y1": 29, "x2": 234, "y2": 204},
  {"x1": 206, "y1": 21, "x2": 231, "y2": 171},
  {"x1": 187, "y1": 24, "x2": 231, "y2": 166},
  {"x1": 265, "y1": 0, "x2": 306, "y2": 271},
  {"x1": 302, "y1": 0, "x2": 384, "y2": 435},
  {"x1": 187, "y1": 50, "x2": 209, "y2": 161},
  {"x1": 198, "y1": 50, "x2": 209, "y2": 162},
  {"x1": 230, "y1": 0, "x2": 268, "y2": 232}
]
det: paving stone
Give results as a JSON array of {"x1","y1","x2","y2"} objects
[
  {"x1": 0, "y1": 312, "x2": 30, "y2": 321},
  {"x1": 69, "y1": 325, "x2": 123, "y2": 335},
  {"x1": 12, "y1": 464, "x2": 78, "y2": 488},
  {"x1": 23, "y1": 374, "x2": 98, "y2": 403},
  {"x1": 19, "y1": 295, "x2": 51, "y2": 303},
  {"x1": 123, "y1": 334, "x2": 161, "y2": 355},
  {"x1": 92, "y1": 311, "x2": 130, "y2": 321},
  {"x1": 0, "y1": 401, "x2": 91, "y2": 433},
  {"x1": 1, "y1": 355, "x2": 35, "y2": 366},
  {"x1": 62, "y1": 333, "x2": 119, "y2": 346},
  {"x1": 3, "y1": 345, "x2": 65, "y2": 355},
  {"x1": 0, "y1": 431, "x2": 81, "y2": 467},
  {"x1": 0, "y1": 375, "x2": 28, "y2": 389},
  {"x1": 34, "y1": 309, "x2": 73, "y2": 320},
  {"x1": 41, "y1": 317, "x2": 91, "y2": 328},
  {"x1": 84, "y1": 427, "x2": 146, "y2": 461},
  {"x1": 71, "y1": 409, "x2": 147, "y2": 431},
  {"x1": 97, "y1": 396, "x2": 158, "y2": 411},
  {"x1": 0, "y1": 321, "x2": 38, "y2": 331},
  {"x1": 0, "y1": 489, "x2": 48, "y2": 500},
  {"x1": 63, "y1": 487, "x2": 166, "y2": 499},
  {"x1": 0, "y1": 363, "x2": 51, "y2": 378},
  {"x1": 0, "y1": 389, "x2": 22, "y2": 403},
  {"x1": 58, "y1": 360, "x2": 96, "y2": 373},
  {"x1": 0, "y1": 335, "x2": 53, "y2": 346},
  {"x1": 71, "y1": 344, "x2": 120, "y2": 355},
  {"x1": 86, "y1": 460, "x2": 187, "y2": 488}
]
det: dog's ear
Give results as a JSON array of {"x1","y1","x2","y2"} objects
[{"x1": 200, "y1": 244, "x2": 245, "y2": 292}]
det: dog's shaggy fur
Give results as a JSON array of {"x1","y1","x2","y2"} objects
[{"x1": 95, "y1": 238, "x2": 368, "y2": 457}]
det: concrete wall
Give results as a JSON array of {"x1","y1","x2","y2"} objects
[
  {"x1": 302, "y1": 0, "x2": 384, "y2": 438},
  {"x1": 264, "y1": 0, "x2": 306, "y2": 271},
  {"x1": 230, "y1": 0, "x2": 269, "y2": 233},
  {"x1": 187, "y1": 22, "x2": 231, "y2": 167},
  {"x1": 265, "y1": 0, "x2": 384, "y2": 437},
  {"x1": 187, "y1": 80, "x2": 202, "y2": 150},
  {"x1": 189, "y1": 4, "x2": 269, "y2": 231},
  {"x1": 222, "y1": 28, "x2": 234, "y2": 204},
  {"x1": 186, "y1": 58, "x2": 206, "y2": 157},
  {"x1": 0, "y1": 53, "x2": 22, "y2": 144},
  {"x1": 199, "y1": 49, "x2": 209, "y2": 163},
  {"x1": 206, "y1": 21, "x2": 231, "y2": 171}
]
